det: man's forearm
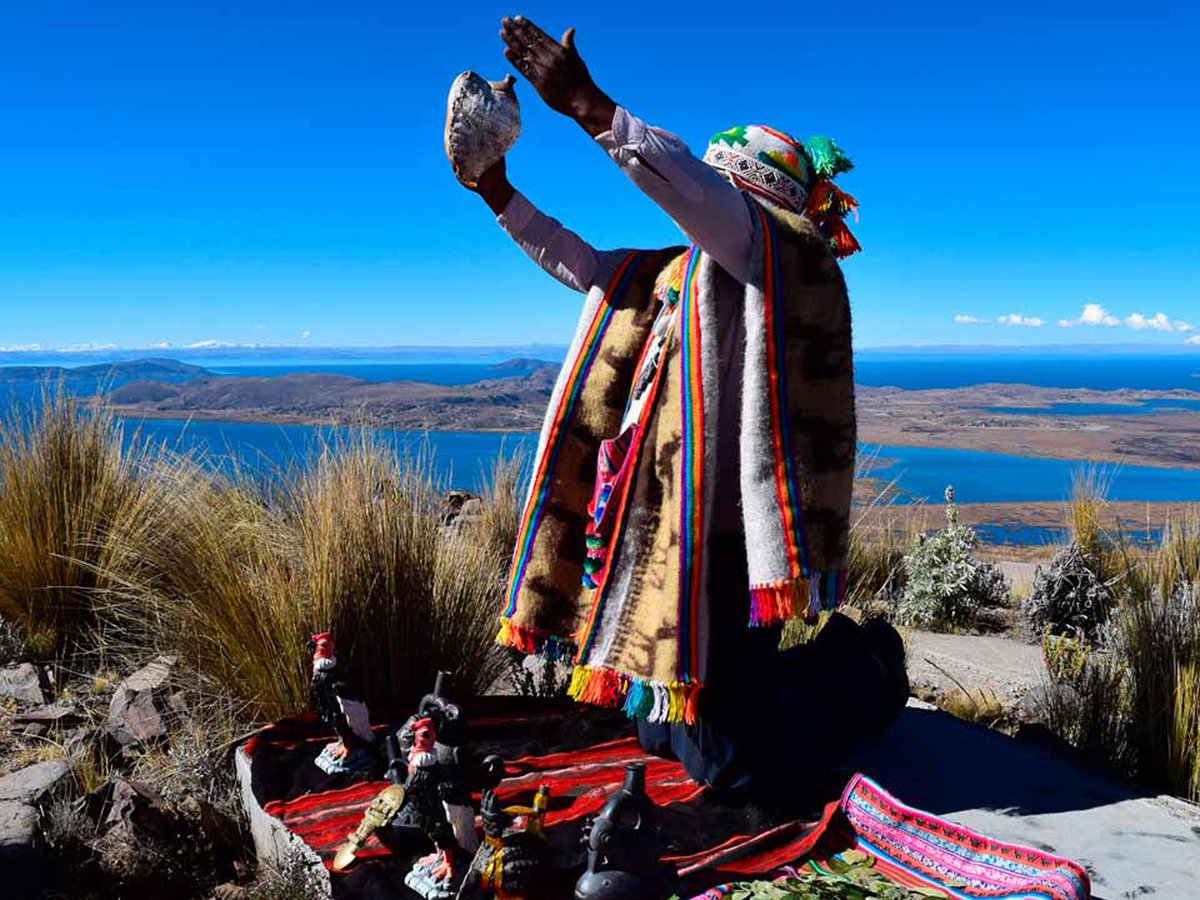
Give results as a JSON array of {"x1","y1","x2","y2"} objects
[
  {"x1": 476, "y1": 167, "x2": 516, "y2": 216},
  {"x1": 569, "y1": 83, "x2": 617, "y2": 139}
]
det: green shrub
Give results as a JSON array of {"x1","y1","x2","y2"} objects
[{"x1": 895, "y1": 487, "x2": 1008, "y2": 630}]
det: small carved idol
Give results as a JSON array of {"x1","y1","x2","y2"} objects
[
  {"x1": 395, "y1": 674, "x2": 480, "y2": 899},
  {"x1": 458, "y1": 782, "x2": 553, "y2": 900},
  {"x1": 308, "y1": 631, "x2": 375, "y2": 774},
  {"x1": 575, "y1": 763, "x2": 676, "y2": 900}
]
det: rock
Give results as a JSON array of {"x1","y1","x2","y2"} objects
[
  {"x1": 21, "y1": 724, "x2": 48, "y2": 739},
  {"x1": 0, "y1": 759, "x2": 72, "y2": 804},
  {"x1": 179, "y1": 796, "x2": 242, "y2": 876},
  {"x1": 0, "y1": 800, "x2": 39, "y2": 846},
  {"x1": 105, "y1": 656, "x2": 178, "y2": 749},
  {"x1": 0, "y1": 663, "x2": 46, "y2": 706},
  {"x1": 209, "y1": 883, "x2": 249, "y2": 900},
  {"x1": 11, "y1": 702, "x2": 79, "y2": 725},
  {"x1": 62, "y1": 727, "x2": 98, "y2": 763},
  {"x1": 98, "y1": 778, "x2": 177, "y2": 840}
]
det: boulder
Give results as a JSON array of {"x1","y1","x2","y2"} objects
[
  {"x1": 104, "y1": 656, "x2": 178, "y2": 749},
  {"x1": 0, "y1": 761, "x2": 71, "y2": 900},
  {"x1": 0, "y1": 663, "x2": 46, "y2": 706}
]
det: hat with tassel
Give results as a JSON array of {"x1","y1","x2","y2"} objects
[{"x1": 702, "y1": 125, "x2": 861, "y2": 258}]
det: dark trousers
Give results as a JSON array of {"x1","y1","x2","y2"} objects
[{"x1": 637, "y1": 534, "x2": 907, "y2": 791}]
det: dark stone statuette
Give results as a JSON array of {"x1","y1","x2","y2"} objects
[
  {"x1": 307, "y1": 631, "x2": 375, "y2": 774},
  {"x1": 457, "y1": 781, "x2": 553, "y2": 900},
  {"x1": 392, "y1": 672, "x2": 479, "y2": 900},
  {"x1": 575, "y1": 763, "x2": 676, "y2": 900}
]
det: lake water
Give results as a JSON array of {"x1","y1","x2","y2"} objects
[
  {"x1": 987, "y1": 398, "x2": 1200, "y2": 417},
  {"x1": 203, "y1": 353, "x2": 1200, "y2": 391},
  {"x1": 4, "y1": 352, "x2": 1200, "y2": 546},
  {"x1": 111, "y1": 418, "x2": 1200, "y2": 506},
  {"x1": 866, "y1": 444, "x2": 1200, "y2": 504}
]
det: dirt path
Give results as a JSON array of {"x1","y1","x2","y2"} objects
[{"x1": 905, "y1": 630, "x2": 1044, "y2": 705}]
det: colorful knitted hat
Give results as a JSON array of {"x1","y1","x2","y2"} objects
[{"x1": 702, "y1": 125, "x2": 861, "y2": 258}]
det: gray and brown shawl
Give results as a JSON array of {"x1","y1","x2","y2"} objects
[{"x1": 498, "y1": 201, "x2": 855, "y2": 723}]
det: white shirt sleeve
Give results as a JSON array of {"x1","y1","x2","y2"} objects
[
  {"x1": 594, "y1": 107, "x2": 753, "y2": 284},
  {"x1": 496, "y1": 191, "x2": 600, "y2": 294}
]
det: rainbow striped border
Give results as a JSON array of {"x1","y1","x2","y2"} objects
[
  {"x1": 573, "y1": 249, "x2": 696, "y2": 670},
  {"x1": 503, "y1": 252, "x2": 644, "y2": 619},
  {"x1": 676, "y1": 249, "x2": 705, "y2": 681},
  {"x1": 755, "y1": 204, "x2": 811, "y2": 580}
]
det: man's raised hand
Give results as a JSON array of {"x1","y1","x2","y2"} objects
[{"x1": 500, "y1": 16, "x2": 615, "y2": 136}]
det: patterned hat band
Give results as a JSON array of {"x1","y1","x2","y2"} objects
[
  {"x1": 703, "y1": 125, "x2": 862, "y2": 259},
  {"x1": 702, "y1": 144, "x2": 809, "y2": 213}
]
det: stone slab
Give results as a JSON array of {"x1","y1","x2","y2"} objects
[
  {"x1": 234, "y1": 746, "x2": 332, "y2": 897},
  {"x1": 851, "y1": 701, "x2": 1200, "y2": 900},
  {"x1": 0, "y1": 759, "x2": 71, "y2": 804}
]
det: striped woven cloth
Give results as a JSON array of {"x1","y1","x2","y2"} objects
[{"x1": 244, "y1": 704, "x2": 1089, "y2": 900}]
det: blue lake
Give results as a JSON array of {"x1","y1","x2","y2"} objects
[
  {"x1": 866, "y1": 444, "x2": 1200, "y2": 504},
  {"x1": 987, "y1": 398, "x2": 1200, "y2": 416},
  {"x1": 111, "y1": 419, "x2": 1200, "y2": 506}
]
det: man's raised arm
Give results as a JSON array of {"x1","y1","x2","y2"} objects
[
  {"x1": 464, "y1": 157, "x2": 600, "y2": 294},
  {"x1": 500, "y1": 16, "x2": 753, "y2": 283}
]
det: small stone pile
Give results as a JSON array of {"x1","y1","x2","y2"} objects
[{"x1": 1, "y1": 653, "x2": 249, "y2": 899}]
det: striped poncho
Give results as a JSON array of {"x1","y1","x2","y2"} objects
[{"x1": 498, "y1": 200, "x2": 856, "y2": 723}]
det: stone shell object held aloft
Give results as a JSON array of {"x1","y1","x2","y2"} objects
[{"x1": 444, "y1": 71, "x2": 520, "y2": 186}]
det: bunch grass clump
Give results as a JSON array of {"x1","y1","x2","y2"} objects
[
  {"x1": 1037, "y1": 488, "x2": 1200, "y2": 802},
  {"x1": 0, "y1": 386, "x2": 193, "y2": 658},
  {"x1": 1, "y1": 388, "x2": 523, "y2": 723}
]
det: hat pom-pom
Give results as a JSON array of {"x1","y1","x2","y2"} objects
[{"x1": 803, "y1": 135, "x2": 854, "y2": 178}]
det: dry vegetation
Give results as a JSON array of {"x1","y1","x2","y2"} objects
[{"x1": 0, "y1": 389, "x2": 519, "y2": 723}]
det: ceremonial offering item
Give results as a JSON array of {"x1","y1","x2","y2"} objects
[
  {"x1": 331, "y1": 784, "x2": 406, "y2": 873},
  {"x1": 392, "y1": 673, "x2": 480, "y2": 900},
  {"x1": 575, "y1": 763, "x2": 676, "y2": 900},
  {"x1": 308, "y1": 632, "x2": 376, "y2": 774},
  {"x1": 444, "y1": 71, "x2": 520, "y2": 186},
  {"x1": 460, "y1": 780, "x2": 555, "y2": 900}
]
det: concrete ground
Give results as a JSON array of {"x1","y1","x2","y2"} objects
[{"x1": 851, "y1": 700, "x2": 1200, "y2": 900}]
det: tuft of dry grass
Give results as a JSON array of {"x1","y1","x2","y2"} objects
[
  {"x1": 1038, "y1": 490, "x2": 1200, "y2": 802},
  {"x1": 0, "y1": 385, "x2": 188, "y2": 658}
]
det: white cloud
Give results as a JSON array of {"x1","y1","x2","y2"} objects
[
  {"x1": 299, "y1": 330, "x2": 312, "y2": 341},
  {"x1": 0, "y1": 343, "x2": 43, "y2": 352},
  {"x1": 953, "y1": 314, "x2": 985, "y2": 324},
  {"x1": 1175, "y1": 321, "x2": 1194, "y2": 333},
  {"x1": 1187, "y1": 335, "x2": 1200, "y2": 345},
  {"x1": 997, "y1": 313, "x2": 1043, "y2": 327},
  {"x1": 1060, "y1": 303, "x2": 1120, "y2": 327},
  {"x1": 1126, "y1": 312, "x2": 1176, "y2": 332},
  {"x1": 185, "y1": 340, "x2": 239, "y2": 349}
]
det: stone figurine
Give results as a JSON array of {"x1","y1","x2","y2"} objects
[
  {"x1": 308, "y1": 631, "x2": 375, "y2": 774},
  {"x1": 393, "y1": 673, "x2": 480, "y2": 899},
  {"x1": 458, "y1": 777, "x2": 555, "y2": 900},
  {"x1": 575, "y1": 763, "x2": 676, "y2": 900}
]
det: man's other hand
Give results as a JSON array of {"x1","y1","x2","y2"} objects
[
  {"x1": 500, "y1": 16, "x2": 616, "y2": 136},
  {"x1": 461, "y1": 156, "x2": 516, "y2": 216}
]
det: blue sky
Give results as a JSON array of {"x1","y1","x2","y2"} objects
[{"x1": 1, "y1": 1, "x2": 1198, "y2": 351}]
